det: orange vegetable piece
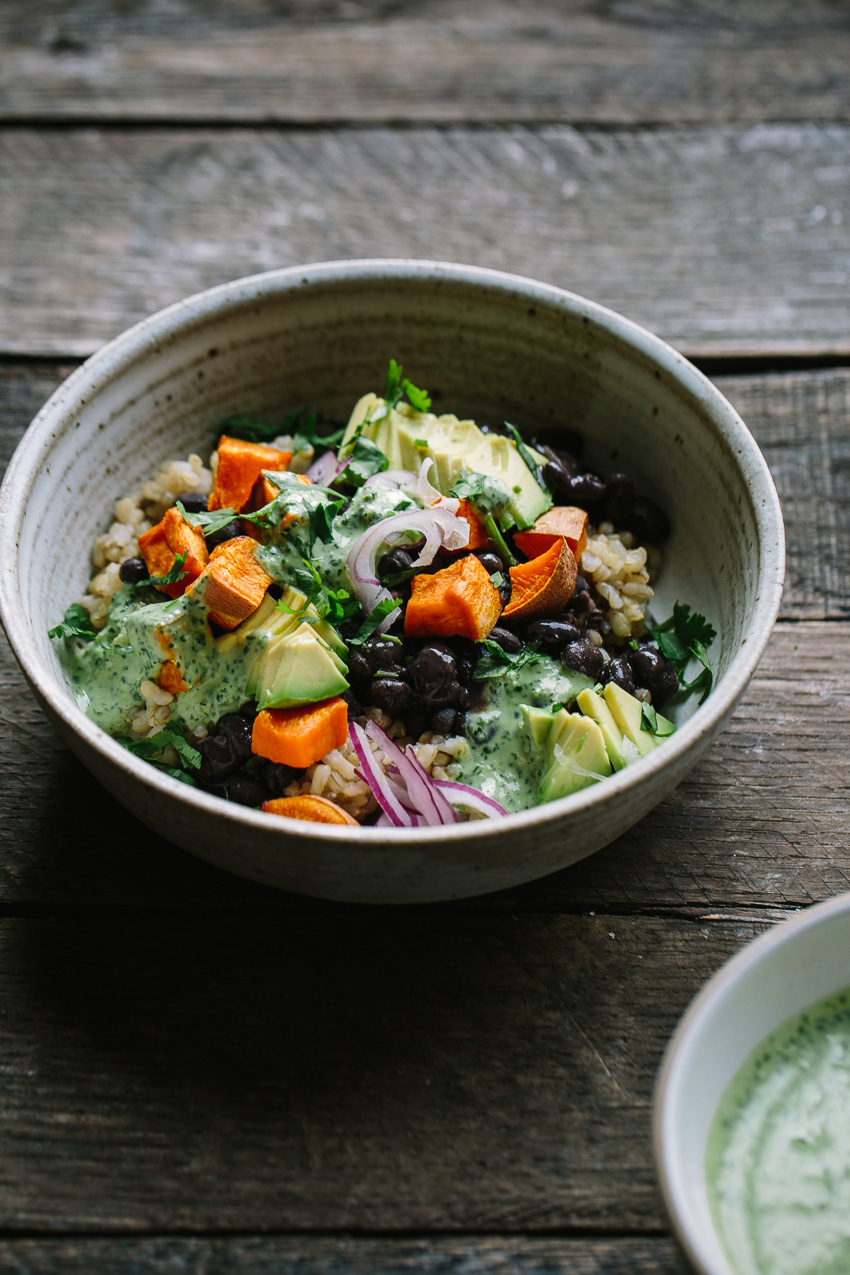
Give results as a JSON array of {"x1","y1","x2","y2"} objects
[
  {"x1": 156, "y1": 660, "x2": 188, "y2": 694},
  {"x1": 209, "y1": 436, "x2": 293, "y2": 513},
  {"x1": 247, "y1": 469, "x2": 313, "y2": 513},
  {"x1": 193, "y1": 535, "x2": 274, "y2": 630},
  {"x1": 502, "y1": 539, "x2": 578, "y2": 620},
  {"x1": 252, "y1": 698, "x2": 349, "y2": 769},
  {"x1": 261, "y1": 795, "x2": 358, "y2": 826},
  {"x1": 138, "y1": 505, "x2": 209, "y2": 598},
  {"x1": 514, "y1": 506, "x2": 589, "y2": 562},
  {"x1": 455, "y1": 499, "x2": 490, "y2": 552},
  {"x1": 405, "y1": 554, "x2": 503, "y2": 641}
]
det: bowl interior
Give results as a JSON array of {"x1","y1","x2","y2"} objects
[
  {"x1": 655, "y1": 896, "x2": 850, "y2": 1275},
  {"x1": 13, "y1": 265, "x2": 768, "y2": 721}
]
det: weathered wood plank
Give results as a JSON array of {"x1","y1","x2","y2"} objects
[
  {"x1": 0, "y1": 911, "x2": 768, "y2": 1231},
  {"x1": 0, "y1": 621, "x2": 845, "y2": 914},
  {"x1": 1, "y1": 0, "x2": 848, "y2": 125},
  {"x1": 2, "y1": 125, "x2": 849, "y2": 358},
  {"x1": 0, "y1": 1236, "x2": 687, "y2": 1274}
]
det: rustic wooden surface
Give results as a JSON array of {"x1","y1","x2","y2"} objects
[{"x1": 1, "y1": 3, "x2": 849, "y2": 1272}]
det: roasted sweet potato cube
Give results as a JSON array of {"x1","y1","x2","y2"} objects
[
  {"x1": 404, "y1": 554, "x2": 503, "y2": 641},
  {"x1": 138, "y1": 506, "x2": 209, "y2": 598},
  {"x1": 209, "y1": 435, "x2": 294, "y2": 513},
  {"x1": 195, "y1": 535, "x2": 274, "y2": 630},
  {"x1": 513, "y1": 506, "x2": 589, "y2": 562}
]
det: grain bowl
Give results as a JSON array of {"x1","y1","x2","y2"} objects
[{"x1": 0, "y1": 261, "x2": 784, "y2": 903}]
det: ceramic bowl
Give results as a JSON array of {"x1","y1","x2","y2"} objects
[
  {"x1": 653, "y1": 892, "x2": 850, "y2": 1274},
  {"x1": 0, "y1": 260, "x2": 784, "y2": 903}
]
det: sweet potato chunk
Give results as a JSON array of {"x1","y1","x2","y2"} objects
[
  {"x1": 502, "y1": 539, "x2": 577, "y2": 620},
  {"x1": 455, "y1": 499, "x2": 490, "y2": 552},
  {"x1": 513, "y1": 506, "x2": 588, "y2": 562},
  {"x1": 261, "y1": 795, "x2": 358, "y2": 825},
  {"x1": 194, "y1": 535, "x2": 274, "y2": 630},
  {"x1": 405, "y1": 554, "x2": 503, "y2": 640},
  {"x1": 209, "y1": 436, "x2": 293, "y2": 513},
  {"x1": 138, "y1": 506, "x2": 209, "y2": 598},
  {"x1": 252, "y1": 698, "x2": 349, "y2": 769}
]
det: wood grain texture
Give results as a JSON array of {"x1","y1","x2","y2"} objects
[
  {"x1": 2, "y1": 0, "x2": 848, "y2": 125},
  {"x1": 2, "y1": 124, "x2": 849, "y2": 358},
  {"x1": 0, "y1": 1237, "x2": 688, "y2": 1274},
  {"x1": 0, "y1": 911, "x2": 768, "y2": 1231}
]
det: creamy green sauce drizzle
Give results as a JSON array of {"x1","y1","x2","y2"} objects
[
  {"x1": 707, "y1": 986, "x2": 850, "y2": 1275},
  {"x1": 458, "y1": 656, "x2": 592, "y2": 812}
]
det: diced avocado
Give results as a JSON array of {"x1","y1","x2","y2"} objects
[
  {"x1": 538, "y1": 709, "x2": 612, "y2": 803},
  {"x1": 576, "y1": 687, "x2": 635, "y2": 771},
  {"x1": 603, "y1": 683, "x2": 675, "y2": 757},
  {"x1": 521, "y1": 705, "x2": 556, "y2": 748},
  {"x1": 216, "y1": 591, "x2": 280, "y2": 654},
  {"x1": 338, "y1": 399, "x2": 551, "y2": 530},
  {"x1": 251, "y1": 626, "x2": 349, "y2": 710}
]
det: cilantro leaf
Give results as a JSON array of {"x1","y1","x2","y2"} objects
[
  {"x1": 290, "y1": 410, "x2": 345, "y2": 455},
  {"x1": 639, "y1": 702, "x2": 675, "y2": 737},
  {"x1": 337, "y1": 436, "x2": 390, "y2": 489},
  {"x1": 176, "y1": 501, "x2": 240, "y2": 537},
  {"x1": 648, "y1": 602, "x2": 717, "y2": 706},
  {"x1": 48, "y1": 602, "x2": 96, "y2": 642},
  {"x1": 473, "y1": 639, "x2": 544, "y2": 680},
  {"x1": 403, "y1": 379, "x2": 431, "y2": 413},
  {"x1": 123, "y1": 726, "x2": 202, "y2": 781},
  {"x1": 379, "y1": 360, "x2": 432, "y2": 416},
  {"x1": 220, "y1": 408, "x2": 344, "y2": 453},
  {"x1": 218, "y1": 414, "x2": 279, "y2": 444},
  {"x1": 348, "y1": 597, "x2": 400, "y2": 645},
  {"x1": 384, "y1": 358, "x2": 404, "y2": 409},
  {"x1": 136, "y1": 551, "x2": 189, "y2": 591},
  {"x1": 505, "y1": 422, "x2": 546, "y2": 489}
]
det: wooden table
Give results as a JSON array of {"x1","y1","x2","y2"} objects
[{"x1": 1, "y1": 4, "x2": 848, "y2": 1270}]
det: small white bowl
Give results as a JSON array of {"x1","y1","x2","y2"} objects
[
  {"x1": 0, "y1": 260, "x2": 784, "y2": 903},
  {"x1": 654, "y1": 893, "x2": 850, "y2": 1274}
]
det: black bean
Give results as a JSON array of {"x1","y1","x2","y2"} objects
[
  {"x1": 377, "y1": 547, "x2": 414, "y2": 579},
  {"x1": 541, "y1": 461, "x2": 573, "y2": 502},
  {"x1": 227, "y1": 775, "x2": 267, "y2": 808},
  {"x1": 347, "y1": 648, "x2": 373, "y2": 684},
  {"x1": 631, "y1": 496, "x2": 671, "y2": 543},
  {"x1": 361, "y1": 636, "x2": 404, "y2": 675},
  {"x1": 598, "y1": 653, "x2": 636, "y2": 695},
  {"x1": 573, "y1": 573, "x2": 589, "y2": 595},
  {"x1": 630, "y1": 646, "x2": 680, "y2": 705},
  {"x1": 119, "y1": 556, "x2": 149, "y2": 584},
  {"x1": 341, "y1": 688, "x2": 365, "y2": 719},
  {"x1": 562, "y1": 639, "x2": 605, "y2": 679},
  {"x1": 176, "y1": 491, "x2": 209, "y2": 513},
  {"x1": 218, "y1": 712, "x2": 255, "y2": 759},
  {"x1": 476, "y1": 552, "x2": 504, "y2": 576},
  {"x1": 196, "y1": 733, "x2": 240, "y2": 785},
  {"x1": 262, "y1": 761, "x2": 297, "y2": 797},
  {"x1": 403, "y1": 707, "x2": 429, "y2": 740},
  {"x1": 368, "y1": 677, "x2": 415, "y2": 715},
  {"x1": 205, "y1": 519, "x2": 243, "y2": 549},
  {"x1": 566, "y1": 472, "x2": 606, "y2": 505},
  {"x1": 430, "y1": 707, "x2": 459, "y2": 736},
  {"x1": 407, "y1": 642, "x2": 458, "y2": 706},
  {"x1": 525, "y1": 618, "x2": 581, "y2": 650},
  {"x1": 567, "y1": 590, "x2": 594, "y2": 615},
  {"x1": 604, "y1": 472, "x2": 635, "y2": 525},
  {"x1": 486, "y1": 626, "x2": 522, "y2": 655}
]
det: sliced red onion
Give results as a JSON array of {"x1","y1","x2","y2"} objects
[
  {"x1": 375, "y1": 811, "x2": 424, "y2": 827},
  {"x1": 349, "y1": 723, "x2": 412, "y2": 827},
  {"x1": 413, "y1": 457, "x2": 460, "y2": 514},
  {"x1": 365, "y1": 720, "x2": 458, "y2": 825},
  {"x1": 345, "y1": 506, "x2": 469, "y2": 620},
  {"x1": 363, "y1": 469, "x2": 417, "y2": 491},
  {"x1": 432, "y1": 780, "x2": 508, "y2": 819},
  {"x1": 306, "y1": 449, "x2": 343, "y2": 484}
]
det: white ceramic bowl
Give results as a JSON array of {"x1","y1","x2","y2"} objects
[
  {"x1": 0, "y1": 260, "x2": 784, "y2": 903},
  {"x1": 654, "y1": 893, "x2": 850, "y2": 1274}
]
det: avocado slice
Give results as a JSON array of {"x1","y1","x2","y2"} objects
[
  {"x1": 538, "y1": 709, "x2": 612, "y2": 803},
  {"x1": 251, "y1": 626, "x2": 349, "y2": 709},
  {"x1": 576, "y1": 687, "x2": 636, "y2": 771},
  {"x1": 602, "y1": 683, "x2": 675, "y2": 757},
  {"x1": 339, "y1": 399, "x2": 551, "y2": 530},
  {"x1": 521, "y1": 705, "x2": 556, "y2": 748}
]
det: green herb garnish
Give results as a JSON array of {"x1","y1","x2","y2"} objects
[
  {"x1": 176, "y1": 501, "x2": 239, "y2": 537},
  {"x1": 337, "y1": 436, "x2": 390, "y2": 489},
  {"x1": 649, "y1": 603, "x2": 717, "y2": 705},
  {"x1": 48, "y1": 602, "x2": 96, "y2": 642},
  {"x1": 123, "y1": 726, "x2": 202, "y2": 783},
  {"x1": 137, "y1": 551, "x2": 189, "y2": 592},
  {"x1": 640, "y1": 701, "x2": 676, "y2": 737},
  {"x1": 348, "y1": 597, "x2": 400, "y2": 645},
  {"x1": 505, "y1": 422, "x2": 546, "y2": 489},
  {"x1": 473, "y1": 639, "x2": 544, "y2": 680}
]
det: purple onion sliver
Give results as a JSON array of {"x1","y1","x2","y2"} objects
[
  {"x1": 306, "y1": 450, "x2": 340, "y2": 484},
  {"x1": 349, "y1": 723, "x2": 411, "y2": 827},
  {"x1": 402, "y1": 745, "x2": 459, "y2": 824},
  {"x1": 433, "y1": 780, "x2": 509, "y2": 818}
]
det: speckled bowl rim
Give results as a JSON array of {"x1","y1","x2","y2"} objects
[
  {"x1": 0, "y1": 259, "x2": 785, "y2": 849},
  {"x1": 652, "y1": 891, "x2": 850, "y2": 1275}
]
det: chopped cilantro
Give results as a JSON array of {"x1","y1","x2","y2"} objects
[
  {"x1": 123, "y1": 726, "x2": 202, "y2": 783},
  {"x1": 481, "y1": 512, "x2": 517, "y2": 568},
  {"x1": 640, "y1": 702, "x2": 676, "y2": 737},
  {"x1": 473, "y1": 639, "x2": 544, "y2": 680},
  {"x1": 415, "y1": 438, "x2": 428, "y2": 448},
  {"x1": 337, "y1": 436, "x2": 390, "y2": 489},
  {"x1": 505, "y1": 422, "x2": 546, "y2": 489},
  {"x1": 136, "y1": 551, "x2": 189, "y2": 592},
  {"x1": 649, "y1": 602, "x2": 717, "y2": 705},
  {"x1": 278, "y1": 559, "x2": 360, "y2": 631},
  {"x1": 48, "y1": 602, "x2": 96, "y2": 642},
  {"x1": 348, "y1": 597, "x2": 400, "y2": 645},
  {"x1": 370, "y1": 359, "x2": 432, "y2": 422},
  {"x1": 221, "y1": 408, "x2": 344, "y2": 453},
  {"x1": 176, "y1": 501, "x2": 240, "y2": 537}
]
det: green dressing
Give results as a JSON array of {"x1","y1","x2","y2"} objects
[
  {"x1": 458, "y1": 655, "x2": 593, "y2": 813},
  {"x1": 707, "y1": 986, "x2": 850, "y2": 1275}
]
